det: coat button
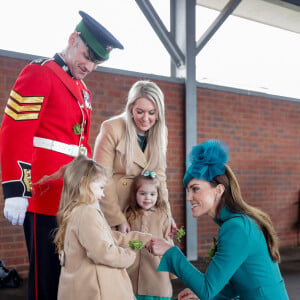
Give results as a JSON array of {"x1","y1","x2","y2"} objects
[{"x1": 122, "y1": 182, "x2": 127, "y2": 186}]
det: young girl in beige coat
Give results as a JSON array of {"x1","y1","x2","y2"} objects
[
  {"x1": 126, "y1": 172, "x2": 175, "y2": 300},
  {"x1": 54, "y1": 155, "x2": 151, "y2": 300}
]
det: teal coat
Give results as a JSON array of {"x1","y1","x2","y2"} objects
[{"x1": 158, "y1": 207, "x2": 289, "y2": 300}]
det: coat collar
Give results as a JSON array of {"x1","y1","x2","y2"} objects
[
  {"x1": 115, "y1": 135, "x2": 149, "y2": 168},
  {"x1": 46, "y1": 59, "x2": 85, "y2": 105},
  {"x1": 88, "y1": 202, "x2": 106, "y2": 218},
  {"x1": 54, "y1": 53, "x2": 73, "y2": 77},
  {"x1": 213, "y1": 206, "x2": 243, "y2": 226}
]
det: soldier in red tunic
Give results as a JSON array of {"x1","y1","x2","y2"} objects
[{"x1": 0, "y1": 11, "x2": 123, "y2": 300}]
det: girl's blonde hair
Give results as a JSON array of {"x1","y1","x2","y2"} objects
[
  {"x1": 120, "y1": 80, "x2": 167, "y2": 173},
  {"x1": 126, "y1": 174, "x2": 167, "y2": 221},
  {"x1": 212, "y1": 165, "x2": 280, "y2": 262},
  {"x1": 54, "y1": 155, "x2": 107, "y2": 252}
]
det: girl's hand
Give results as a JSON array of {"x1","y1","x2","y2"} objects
[
  {"x1": 150, "y1": 237, "x2": 172, "y2": 256},
  {"x1": 118, "y1": 222, "x2": 131, "y2": 233},
  {"x1": 169, "y1": 217, "x2": 178, "y2": 238},
  {"x1": 178, "y1": 288, "x2": 199, "y2": 300}
]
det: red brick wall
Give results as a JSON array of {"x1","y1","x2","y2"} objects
[
  {"x1": 0, "y1": 54, "x2": 299, "y2": 278},
  {"x1": 196, "y1": 88, "x2": 300, "y2": 254}
]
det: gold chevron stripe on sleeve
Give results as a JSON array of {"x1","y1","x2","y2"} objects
[
  {"x1": 7, "y1": 99, "x2": 42, "y2": 112},
  {"x1": 10, "y1": 90, "x2": 44, "y2": 104},
  {"x1": 5, "y1": 106, "x2": 39, "y2": 120}
]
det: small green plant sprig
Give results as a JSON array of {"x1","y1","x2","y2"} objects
[
  {"x1": 176, "y1": 226, "x2": 186, "y2": 242},
  {"x1": 72, "y1": 123, "x2": 82, "y2": 135},
  {"x1": 207, "y1": 237, "x2": 218, "y2": 262},
  {"x1": 128, "y1": 240, "x2": 143, "y2": 251}
]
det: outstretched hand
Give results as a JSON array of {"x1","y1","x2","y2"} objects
[
  {"x1": 178, "y1": 288, "x2": 199, "y2": 300},
  {"x1": 147, "y1": 237, "x2": 172, "y2": 256}
]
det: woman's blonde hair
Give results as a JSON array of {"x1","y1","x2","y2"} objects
[
  {"x1": 54, "y1": 155, "x2": 107, "y2": 252},
  {"x1": 126, "y1": 174, "x2": 167, "y2": 221},
  {"x1": 212, "y1": 165, "x2": 280, "y2": 262},
  {"x1": 120, "y1": 80, "x2": 167, "y2": 173}
]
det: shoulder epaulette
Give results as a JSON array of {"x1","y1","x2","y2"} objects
[{"x1": 31, "y1": 57, "x2": 54, "y2": 66}]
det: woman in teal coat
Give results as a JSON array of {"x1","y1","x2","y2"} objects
[{"x1": 149, "y1": 139, "x2": 289, "y2": 300}]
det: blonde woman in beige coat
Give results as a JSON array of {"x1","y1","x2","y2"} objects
[
  {"x1": 93, "y1": 80, "x2": 176, "y2": 233},
  {"x1": 54, "y1": 155, "x2": 152, "y2": 300}
]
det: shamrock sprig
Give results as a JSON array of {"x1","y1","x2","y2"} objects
[
  {"x1": 176, "y1": 226, "x2": 186, "y2": 242},
  {"x1": 129, "y1": 240, "x2": 143, "y2": 251},
  {"x1": 72, "y1": 123, "x2": 82, "y2": 135},
  {"x1": 207, "y1": 237, "x2": 218, "y2": 262}
]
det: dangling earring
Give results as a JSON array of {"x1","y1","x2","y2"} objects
[{"x1": 215, "y1": 197, "x2": 219, "y2": 202}]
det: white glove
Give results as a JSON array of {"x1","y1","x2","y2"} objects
[{"x1": 4, "y1": 197, "x2": 28, "y2": 225}]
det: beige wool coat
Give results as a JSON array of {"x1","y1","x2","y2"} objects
[
  {"x1": 93, "y1": 116, "x2": 170, "y2": 227},
  {"x1": 127, "y1": 209, "x2": 175, "y2": 298},
  {"x1": 57, "y1": 204, "x2": 151, "y2": 300}
]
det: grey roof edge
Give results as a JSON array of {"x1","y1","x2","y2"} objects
[
  {"x1": 197, "y1": 82, "x2": 300, "y2": 103},
  {"x1": 95, "y1": 64, "x2": 184, "y2": 84},
  {"x1": 1, "y1": 49, "x2": 299, "y2": 103},
  {"x1": 0, "y1": 49, "x2": 39, "y2": 61}
]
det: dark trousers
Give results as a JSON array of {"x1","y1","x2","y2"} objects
[{"x1": 23, "y1": 212, "x2": 61, "y2": 300}]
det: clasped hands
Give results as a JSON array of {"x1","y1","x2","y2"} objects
[
  {"x1": 145, "y1": 237, "x2": 172, "y2": 256},
  {"x1": 177, "y1": 288, "x2": 200, "y2": 300},
  {"x1": 145, "y1": 240, "x2": 199, "y2": 300}
]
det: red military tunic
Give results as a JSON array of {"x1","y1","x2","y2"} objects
[{"x1": 0, "y1": 56, "x2": 92, "y2": 216}]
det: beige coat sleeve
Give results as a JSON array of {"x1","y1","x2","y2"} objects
[
  {"x1": 111, "y1": 230, "x2": 152, "y2": 249},
  {"x1": 93, "y1": 120, "x2": 127, "y2": 226},
  {"x1": 78, "y1": 206, "x2": 136, "y2": 269}
]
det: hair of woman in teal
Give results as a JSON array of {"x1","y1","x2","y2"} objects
[
  {"x1": 125, "y1": 173, "x2": 167, "y2": 222},
  {"x1": 54, "y1": 155, "x2": 107, "y2": 252},
  {"x1": 211, "y1": 165, "x2": 280, "y2": 262}
]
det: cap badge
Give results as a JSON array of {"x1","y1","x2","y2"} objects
[{"x1": 62, "y1": 65, "x2": 69, "y2": 72}]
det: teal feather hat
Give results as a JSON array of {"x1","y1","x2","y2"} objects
[{"x1": 183, "y1": 139, "x2": 229, "y2": 188}]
